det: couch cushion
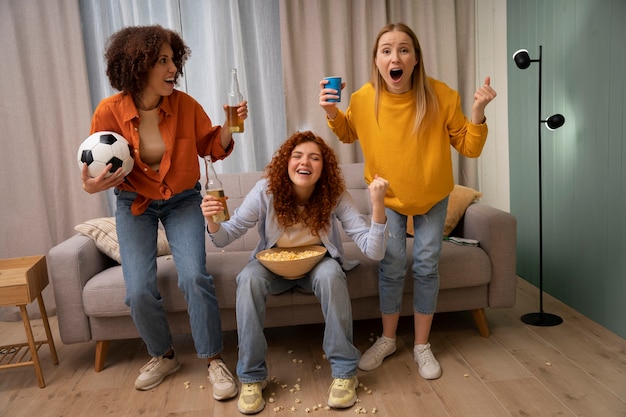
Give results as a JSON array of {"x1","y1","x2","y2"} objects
[
  {"x1": 83, "y1": 240, "x2": 491, "y2": 318},
  {"x1": 406, "y1": 184, "x2": 483, "y2": 237},
  {"x1": 75, "y1": 217, "x2": 171, "y2": 263}
]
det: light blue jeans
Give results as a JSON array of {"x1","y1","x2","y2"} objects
[
  {"x1": 379, "y1": 197, "x2": 448, "y2": 315},
  {"x1": 235, "y1": 257, "x2": 360, "y2": 383},
  {"x1": 115, "y1": 183, "x2": 224, "y2": 358}
]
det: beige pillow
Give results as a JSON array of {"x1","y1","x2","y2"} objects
[
  {"x1": 74, "y1": 217, "x2": 171, "y2": 263},
  {"x1": 406, "y1": 185, "x2": 482, "y2": 237}
]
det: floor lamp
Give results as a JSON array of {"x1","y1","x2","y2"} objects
[{"x1": 513, "y1": 45, "x2": 565, "y2": 326}]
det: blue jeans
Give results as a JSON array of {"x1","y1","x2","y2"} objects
[
  {"x1": 235, "y1": 257, "x2": 360, "y2": 383},
  {"x1": 115, "y1": 183, "x2": 223, "y2": 358},
  {"x1": 379, "y1": 197, "x2": 448, "y2": 315}
]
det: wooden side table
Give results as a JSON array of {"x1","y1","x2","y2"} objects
[{"x1": 0, "y1": 255, "x2": 59, "y2": 388}]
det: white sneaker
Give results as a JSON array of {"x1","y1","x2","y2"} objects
[
  {"x1": 358, "y1": 336, "x2": 396, "y2": 371},
  {"x1": 208, "y1": 359, "x2": 238, "y2": 400},
  {"x1": 414, "y1": 343, "x2": 441, "y2": 379},
  {"x1": 135, "y1": 354, "x2": 181, "y2": 390}
]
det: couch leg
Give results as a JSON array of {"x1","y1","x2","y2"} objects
[
  {"x1": 95, "y1": 340, "x2": 110, "y2": 372},
  {"x1": 471, "y1": 309, "x2": 490, "y2": 337}
]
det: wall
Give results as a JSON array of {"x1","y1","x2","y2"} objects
[{"x1": 507, "y1": 0, "x2": 625, "y2": 337}]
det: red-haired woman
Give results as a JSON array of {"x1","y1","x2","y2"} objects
[{"x1": 202, "y1": 131, "x2": 388, "y2": 414}]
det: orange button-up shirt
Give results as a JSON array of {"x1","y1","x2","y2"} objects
[{"x1": 90, "y1": 90, "x2": 234, "y2": 215}]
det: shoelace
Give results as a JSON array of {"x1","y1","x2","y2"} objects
[
  {"x1": 140, "y1": 356, "x2": 160, "y2": 373},
  {"x1": 210, "y1": 363, "x2": 229, "y2": 382},
  {"x1": 329, "y1": 378, "x2": 351, "y2": 392},
  {"x1": 370, "y1": 338, "x2": 393, "y2": 358},
  {"x1": 416, "y1": 346, "x2": 435, "y2": 365},
  {"x1": 241, "y1": 383, "x2": 259, "y2": 395}
]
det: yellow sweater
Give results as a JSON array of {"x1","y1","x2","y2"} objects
[{"x1": 328, "y1": 79, "x2": 488, "y2": 215}]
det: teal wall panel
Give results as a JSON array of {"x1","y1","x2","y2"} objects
[{"x1": 507, "y1": 0, "x2": 625, "y2": 337}]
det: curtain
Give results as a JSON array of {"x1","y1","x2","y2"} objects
[{"x1": 0, "y1": 0, "x2": 108, "y2": 319}]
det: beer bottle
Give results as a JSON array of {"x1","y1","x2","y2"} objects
[
  {"x1": 204, "y1": 156, "x2": 230, "y2": 222},
  {"x1": 226, "y1": 68, "x2": 244, "y2": 133}
]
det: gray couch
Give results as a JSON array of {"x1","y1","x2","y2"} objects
[{"x1": 47, "y1": 163, "x2": 517, "y2": 372}]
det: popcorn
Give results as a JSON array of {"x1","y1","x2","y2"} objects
[{"x1": 258, "y1": 250, "x2": 320, "y2": 261}]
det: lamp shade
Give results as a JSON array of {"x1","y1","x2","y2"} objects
[
  {"x1": 513, "y1": 49, "x2": 531, "y2": 69},
  {"x1": 545, "y1": 114, "x2": 565, "y2": 130}
]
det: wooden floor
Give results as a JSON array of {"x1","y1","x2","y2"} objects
[{"x1": 0, "y1": 278, "x2": 624, "y2": 417}]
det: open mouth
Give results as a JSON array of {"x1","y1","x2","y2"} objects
[
  {"x1": 296, "y1": 169, "x2": 311, "y2": 175},
  {"x1": 165, "y1": 78, "x2": 175, "y2": 86},
  {"x1": 390, "y1": 69, "x2": 403, "y2": 81}
]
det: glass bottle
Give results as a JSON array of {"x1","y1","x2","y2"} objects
[
  {"x1": 226, "y1": 68, "x2": 244, "y2": 133},
  {"x1": 204, "y1": 156, "x2": 230, "y2": 222}
]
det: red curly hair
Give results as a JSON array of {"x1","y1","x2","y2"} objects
[
  {"x1": 265, "y1": 131, "x2": 345, "y2": 237},
  {"x1": 104, "y1": 25, "x2": 190, "y2": 96}
]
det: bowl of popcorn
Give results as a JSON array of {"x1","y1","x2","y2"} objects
[{"x1": 256, "y1": 245, "x2": 327, "y2": 279}]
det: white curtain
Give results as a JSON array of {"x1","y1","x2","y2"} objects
[{"x1": 0, "y1": 0, "x2": 108, "y2": 319}]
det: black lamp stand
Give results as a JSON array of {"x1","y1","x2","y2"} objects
[{"x1": 514, "y1": 45, "x2": 564, "y2": 327}]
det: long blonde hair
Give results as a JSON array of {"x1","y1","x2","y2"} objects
[{"x1": 369, "y1": 23, "x2": 438, "y2": 132}]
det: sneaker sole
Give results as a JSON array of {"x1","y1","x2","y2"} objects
[
  {"x1": 135, "y1": 362, "x2": 182, "y2": 391},
  {"x1": 237, "y1": 398, "x2": 265, "y2": 415},
  {"x1": 418, "y1": 367, "x2": 442, "y2": 380},
  {"x1": 214, "y1": 387, "x2": 239, "y2": 401}
]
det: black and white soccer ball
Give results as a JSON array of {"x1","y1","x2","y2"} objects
[{"x1": 77, "y1": 131, "x2": 134, "y2": 178}]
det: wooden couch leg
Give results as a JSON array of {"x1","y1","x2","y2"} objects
[
  {"x1": 95, "y1": 340, "x2": 110, "y2": 372},
  {"x1": 471, "y1": 309, "x2": 490, "y2": 337}
]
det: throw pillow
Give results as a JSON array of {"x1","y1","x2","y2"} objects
[
  {"x1": 74, "y1": 217, "x2": 171, "y2": 263},
  {"x1": 406, "y1": 185, "x2": 483, "y2": 237}
]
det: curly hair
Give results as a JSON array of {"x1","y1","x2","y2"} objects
[
  {"x1": 104, "y1": 25, "x2": 190, "y2": 96},
  {"x1": 265, "y1": 131, "x2": 345, "y2": 237}
]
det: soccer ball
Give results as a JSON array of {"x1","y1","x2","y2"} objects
[{"x1": 77, "y1": 131, "x2": 134, "y2": 178}]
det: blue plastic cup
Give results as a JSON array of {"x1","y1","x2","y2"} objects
[{"x1": 324, "y1": 76, "x2": 342, "y2": 102}]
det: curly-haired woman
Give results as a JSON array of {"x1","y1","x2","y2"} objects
[
  {"x1": 81, "y1": 25, "x2": 247, "y2": 398},
  {"x1": 201, "y1": 131, "x2": 388, "y2": 414}
]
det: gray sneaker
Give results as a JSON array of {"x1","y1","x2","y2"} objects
[
  {"x1": 358, "y1": 336, "x2": 396, "y2": 371},
  {"x1": 134, "y1": 354, "x2": 181, "y2": 390},
  {"x1": 208, "y1": 359, "x2": 238, "y2": 400},
  {"x1": 414, "y1": 343, "x2": 442, "y2": 379}
]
